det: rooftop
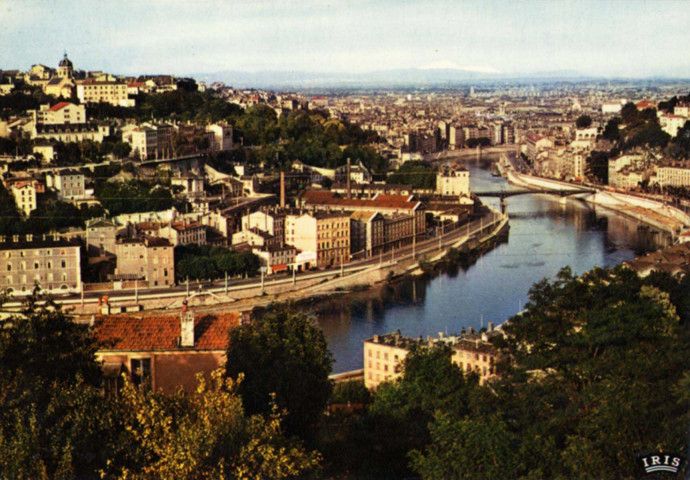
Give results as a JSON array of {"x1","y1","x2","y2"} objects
[{"x1": 94, "y1": 312, "x2": 239, "y2": 351}]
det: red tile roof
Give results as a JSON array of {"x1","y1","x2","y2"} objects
[
  {"x1": 94, "y1": 312, "x2": 239, "y2": 351},
  {"x1": 49, "y1": 101, "x2": 71, "y2": 112}
]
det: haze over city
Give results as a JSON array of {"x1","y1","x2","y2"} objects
[{"x1": 3, "y1": 0, "x2": 690, "y2": 80}]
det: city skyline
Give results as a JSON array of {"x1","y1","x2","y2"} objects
[{"x1": 2, "y1": 0, "x2": 690, "y2": 80}]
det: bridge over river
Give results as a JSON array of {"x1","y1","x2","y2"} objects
[{"x1": 473, "y1": 188, "x2": 597, "y2": 213}]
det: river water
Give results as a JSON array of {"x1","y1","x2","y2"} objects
[{"x1": 315, "y1": 155, "x2": 671, "y2": 373}]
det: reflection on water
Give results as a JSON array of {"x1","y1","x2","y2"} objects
[{"x1": 314, "y1": 155, "x2": 672, "y2": 373}]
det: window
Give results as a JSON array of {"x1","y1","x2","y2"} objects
[
  {"x1": 131, "y1": 358, "x2": 152, "y2": 388},
  {"x1": 61, "y1": 260, "x2": 66, "y2": 268},
  {"x1": 6, "y1": 264, "x2": 10, "y2": 271}
]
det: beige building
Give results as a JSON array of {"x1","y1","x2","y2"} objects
[
  {"x1": 298, "y1": 191, "x2": 425, "y2": 245},
  {"x1": 253, "y1": 244, "x2": 297, "y2": 274},
  {"x1": 660, "y1": 114, "x2": 686, "y2": 137},
  {"x1": 0, "y1": 234, "x2": 81, "y2": 295},
  {"x1": 86, "y1": 218, "x2": 118, "y2": 258},
  {"x1": 241, "y1": 210, "x2": 285, "y2": 243},
  {"x1": 33, "y1": 123, "x2": 110, "y2": 143},
  {"x1": 11, "y1": 181, "x2": 37, "y2": 216},
  {"x1": 76, "y1": 79, "x2": 134, "y2": 107},
  {"x1": 363, "y1": 329, "x2": 499, "y2": 389},
  {"x1": 285, "y1": 211, "x2": 351, "y2": 268},
  {"x1": 49, "y1": 169, "x2": 86, "y2": 200},
  {"x1": 206, "y1": 123, "x2": 234, "y2": 151},
  {"x1": 656, "y1": 166, "x2": 690, "y2": 188},
  {"x1": 114, "y1": 237, "x2": 174, "y2": 287},
  {"x1": 34, "y1": 102, "x2": 86, "y2": 125},
  {"x1": 436, "y1": 164, "x2": 470, "y2": 196},
  {"x1": 350, "y1": 211, "x2": 384, "y2": 257}
]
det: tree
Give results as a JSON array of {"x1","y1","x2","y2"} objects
[
  {"x1": 103, "y1": 370, "x2": 321, "y2": 480},
  {"x1": 621, "y1": 102, "x2": 639, "y2": 124},
  {"x1": 0, "y1": 291, "x2": 114, "y2": 478},
  {"x1": 576, "y1": 114, "x2": 592, "y2": 129},
  {"x1": 586, "y1": 150, "x2": 609, "y2": 184},
  {"x1": 225, "y1": 305, "x2": 333, "y2": 439}
]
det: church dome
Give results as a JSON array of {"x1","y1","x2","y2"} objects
[{"x1": 59, "y1": 53, "x2": 73, "y2": 68}]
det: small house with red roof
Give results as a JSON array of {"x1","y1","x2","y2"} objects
[{"x1": 94, "y1": 311, "x2": 241, "y2": 394}]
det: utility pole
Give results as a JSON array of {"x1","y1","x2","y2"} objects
[
  {"x1": 186, "y1": 276, "x2": 189, "y2": 297},
  {"x1": 292, "y1": 264, "x2": 296, "y2": 285},
  {"x1": 225, "y1": 271, "x2": 228, "y2": 295}
]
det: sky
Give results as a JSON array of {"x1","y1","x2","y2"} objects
[{"x1": 2, "y1": 0, "x2": 690, "y2": 78}]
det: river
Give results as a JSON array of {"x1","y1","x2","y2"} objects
[{"x1": 315, "y1": 155, "x2": 672, "y2": 373}]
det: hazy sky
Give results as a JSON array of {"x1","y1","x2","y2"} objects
[{"x1": 2, "y1": 0, "x2": 689, "y2": 77}]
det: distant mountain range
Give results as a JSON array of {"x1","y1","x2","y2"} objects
[{"x1": 189, "y1": 67, "x2": 600, "y2": 90}]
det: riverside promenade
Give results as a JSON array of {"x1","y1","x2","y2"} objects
[
  {"x1": 500, "y1": 154, "x2": 690, "y2": 237},
  {"x1": 10, "y1": 207, "x2": 508, "y2": 317}
]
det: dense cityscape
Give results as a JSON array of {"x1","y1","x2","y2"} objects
[{"x1": 2, "y1": 1, "x2": 690, "y2": 479}]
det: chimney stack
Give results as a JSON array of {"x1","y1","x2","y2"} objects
[
  {"x1": 280, "y1": 171, "x2": 285, "y2": 209},
  {"x1": 346, "y1": 158, "x2": 351, "y2": 200},
  {"x1": 180, "y1": 310, "x2": 195, "y2": 347}
]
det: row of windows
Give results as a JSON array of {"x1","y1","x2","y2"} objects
[
  {"x1": 6, "y1": 260, "x2": 68, "y2": 271},
  {"x1": 6, "y1": 273, "x2": 69, "y2": 283}
]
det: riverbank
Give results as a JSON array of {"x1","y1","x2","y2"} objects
[
  {"x1": 504, "y1": 166, "x2": 690, "y2": 237},
  {"x1": 56, "y1": 207, "x2": 508, "y2": 319}
]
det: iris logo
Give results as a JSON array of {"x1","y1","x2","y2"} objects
[{"x1": 639, "y1": 453, "x2": 684, "y2": 475}]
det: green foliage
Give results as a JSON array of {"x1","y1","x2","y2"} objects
[
  {"x1": 95, "y1": 179, "x2": 184, "y2": 216},
  {"x1": 387, "y1": 160, "x2": 436, "y2": 189},
  {"x1": 225, "y1": 304, "x2": 333, "y2": 439},
  {"x1": 472, "y1": 267, "x2": 690, "y2": 480},
  {"x1": 585, "y1": 150, "x2": 609, "y2": 184},
  {"x1": 103, "y1": 370, "x2": 321, "y2": 480},
  {"x1": 466, "y1": 137, "x2": 491, "y2": 148},
  {"x1": 410, "y1": 413, "x2": 522, "y2": 480},
  {"x1": 0, "y1": 291, "x2": 113, "y2": 479},
  {"x1": 0, "y1": 89, "x2": 53, "y2": 119},
  {"x1": 576, "y1": 114, "x2": 593, "y2": 129},
  {"x1": 174, "y1": 244, "x2": 260, "y2": 281},
  {"x1": 331, "y1": 380, "x2": 371, "y2": 405}
]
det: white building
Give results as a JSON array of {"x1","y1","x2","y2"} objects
[
  {"x1": 34, "y1": 102, "x2": 85, "y2": 125},
  {"x1": 660, "y1": 114, "x2": 686, "y2": 137},
  {"x1": 206, "y1": 123, "x2": 234, "y2": 151},
  {"x1": 11, "y1": 181, "x2": 37, "y2": 217},
  {"x1": 76, "y1": 79, "x2": 134, "y2": 107},
  {"x1": 436, "y1": 164, "x2": 470, "y2": 197},
  {"x1": 656, "y1": 166, "x2": 690, "y2": 188}
]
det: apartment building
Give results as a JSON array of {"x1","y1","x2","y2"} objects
[
  {"x1": 50, "y1": 169, "x2": 85, "y2": 200},
  {"x1": 114, "y1": 237, "x2": 174, "y2": 287},
  {"x1": 206, "y1": 123, "x2": 234, "y2": 151},
  {"x1": 436, "y1": 164, "x2": 470, "y2": 197},
  {"x1": 298, "y1": 191, "x2": 425, "y2": 244},
  {"x1": 350, "y1": 211, "x2": 384, "y2": 257},
  {"x1": 241, "y1": 210, "x2": 285, "y2": 244},
  {"x1": 656, "y1": 166, "x2": 690, "y2": 188},
  {"x1": 285, "y1": 211, "x2": 351, "y2": 268},
  {"x1": 10, "y1": 181, "x2": 37, "y2": 216},
  {"x1": 76, "y1": 78, "x2": 133, "y2": 107},
  {"x1": 33, "y1": 102, "x2": 85, "y2": 125},
  {"x1": 0, "y1": 234, "x2": 81, "y2": 295},
  {"x1": 363, "y1": 328, "x2": 499, "y2": 389},
  {"x1": 85, "y1": 218, "x2": 117, "y2": 258},
  {"x1": 253, "y1": 244, "x2": 298, "y2": 274}
]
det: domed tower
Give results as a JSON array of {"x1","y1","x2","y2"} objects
[{"x1": 57, "y1": 52, "x2": 73, "y2": 79}]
